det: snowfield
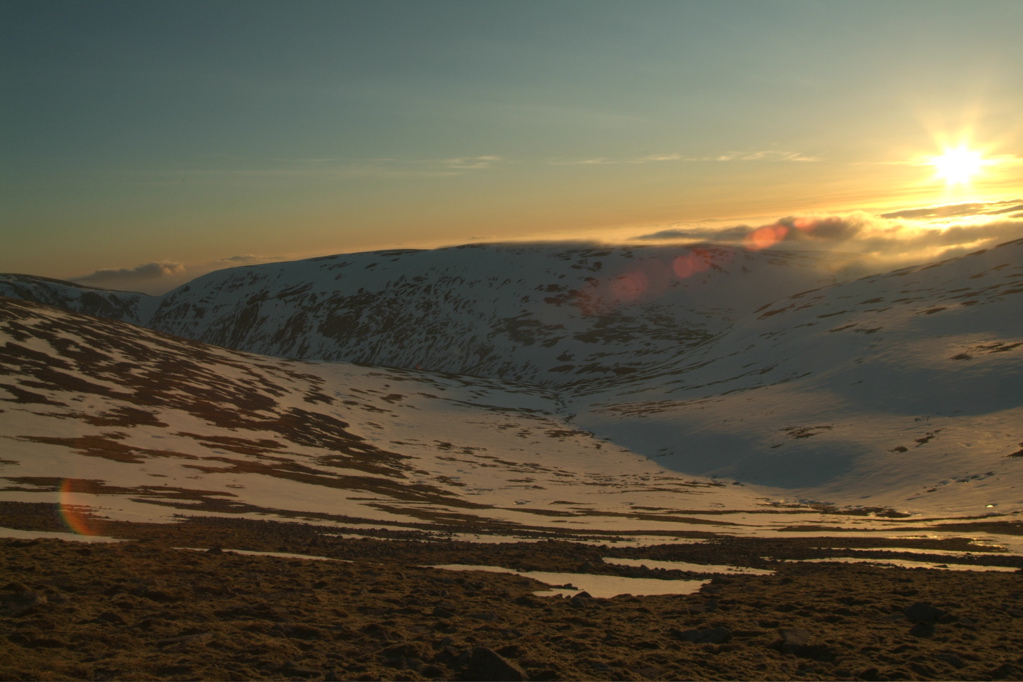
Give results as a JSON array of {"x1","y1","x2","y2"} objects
[{"x1": 1, "y1": 239, "x2": 1021, "y2": 542}]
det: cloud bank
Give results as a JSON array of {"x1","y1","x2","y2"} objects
[
  {"x1": 632, "y1": 199, "x2": 1023, "y2": 271},
  {"x1": 72, "y1": 254, "x2": 289, "y2": 295},
  {"x1": 74, "y1": 261, "x2": 187, "y2": 293}
]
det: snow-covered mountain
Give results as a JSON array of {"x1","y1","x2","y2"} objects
[
  {"x1": 2, "y1": 243, "x2": 842, "y2": 388},
  {"x1": 0, "y1": 274, "x2": 159, "y2": 323},
  {"x1": 1, "y1": 238, "x2": 1021, "y2": 531}
]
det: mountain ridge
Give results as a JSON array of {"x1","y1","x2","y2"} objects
[{"x1": 0, "y1": 242, "x2": 846, "y2": 388}]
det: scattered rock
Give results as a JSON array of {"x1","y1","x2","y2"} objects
[
  {"x1": 285, "y1": 623, "x2": 327, "y2": 640},
  {"x1": 777, "y1": 627, "x2": 811, "y2": 655},
  {"x1": 936, "y1": 652, "x2": 965, "y2": 669},
  {"x1": 140, "y1": 588, "x2": 180, "y2": 603},
  {"x1": 496, "y1": 644, "x2": 523, "y2": 658},
  {"x1": 464, "y1": 646, "x2": 526, "y2": 681},
  {"x1": 772, "y1": 627, "x2": 834, "y2": 660},
  {"x1": 857, "y1": 666, "x2": 880, "y2": 680},
  {"x1": 986, "y1": 663, "x2": 1021, "y2": 679},
  {"x1": 381, "y1": 641, "x2": 431, "y2": 661},
  {"x1": 909, "y1": 661, "x2": 937, "y2": 677},
  {"x1": 359, "y1": 623, "x2": 395, "y2": 641},
  {"x1": 903, "y1": 601, "x2": 947, "y2": 623},
  {"x1": 909, "y1": 621, "x2": 935, "y2": 638},
  {"x1": 0, "y1": 589, "x2": 47, "y2": 616},
  {"x1": 95, "y1": 610, "x2": 126, "y2": 625},
  {"x1": 469, "y1": 611, "x2": 499, "y2": 621},
  {"x1": 279, "y1": 661, "x2": 321, "y2": 678},
  {"x1": 695, "y1": 598, "x2": 718, "y2": 613}
]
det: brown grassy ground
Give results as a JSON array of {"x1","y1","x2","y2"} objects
[{"x1": 1, "y1": 509, "x2": 1022, "y2": 681}]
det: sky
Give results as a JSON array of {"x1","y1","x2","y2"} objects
[{"x1": 2, "y1": 0, "x2": 1022, "y2": 293}]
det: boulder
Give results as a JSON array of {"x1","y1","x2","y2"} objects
[
  {"x1": 463, "y1": 646, "x2": 527, "y2": 682},
  {"x1": 903, "y1": 602, "x2": 947, "y2": 624}
]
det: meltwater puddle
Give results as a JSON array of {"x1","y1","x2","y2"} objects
[
  {"x1": 603, "y1": 557, "x2": 774, "y2": 575},
  {"x1": 178, "y1": 547, "x2": 348, "y2": 562},
  {"x1": 797, "y1": 557, "x2": 1019, "y2": 572},
  {"x1": 430, "y1": 564, "x2": 708, "y2": 598}
]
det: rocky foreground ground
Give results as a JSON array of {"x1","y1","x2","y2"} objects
[{"x1": 1, "y1": 505, "x2": 1022, "y2": 681}]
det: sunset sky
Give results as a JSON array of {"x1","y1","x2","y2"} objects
[{"x1": 2, "y1": 0, "x2": 1022, "y2": 293}]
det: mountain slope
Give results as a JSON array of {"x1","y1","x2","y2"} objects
[
  {"x1": 3, "y1": 243, "x2": 842, "y2": 388},
  {"x1": 2, "y1": 239, "x2": 1021, "y2": 521},
  {"x1": 0, "y1": 274, "x2": 157, "y2": 324},
  {"x1": 1, "y1": 296, "x2": 785, "y2": 538},
  {"x1": 572, "y1": 238, "x2": 1023, "y2": 513}
]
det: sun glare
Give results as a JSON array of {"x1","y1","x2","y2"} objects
[{"x1": 930, "y1": 146, "x2": 984, "y2": 185}]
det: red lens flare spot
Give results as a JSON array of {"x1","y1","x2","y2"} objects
[
  {"x1": 610, "y1": 270, "x2": 649, "y2": 303},
  {"x1": 672, "y1": 255, "x2": 696, "y2": 279},
  {"x1": 792, "y1": 217, "x2": 816, "y2": 232},
  {"x1": 60, "y1": 479, "x2": 105, "y2": 536},
  {"x1": 746, "y1": 224, "x2": 789, "y2": 250},
  {"x1": 574, "y1": 249, "x2": 730, "y2": 316},
  {"x1": 672, "y1": 249, "x2": 712, "y2": 279}
]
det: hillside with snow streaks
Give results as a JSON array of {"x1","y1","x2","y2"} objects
[
  {"x1": 2, "y1": 239, "x2": 1022, "y2": 521},
  {"x1": 0, "y1": 274, "x2": 158, "y2": 323},
  {"x1": 1, "y1": 296, "x2": 782, "y2": 537},
  {"x1": 3, "y1": 243, "x2": 839, "y2": 388},
  {"x1": 573, "y1": 238, "x2": 1023, "y2": 513}
]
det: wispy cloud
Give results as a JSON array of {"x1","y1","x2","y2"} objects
[
  {"x1": 547, "y1": 157, "x2": 616, "y2": 166},
  {"x1": 548, "y1": 150, "x2": 820, "y2": 166},
  {"x1": 440, "y1": 156, "x2": 503, "y2": 170},
  {"x1": 711, "y1": 150, "x2": 820, "y2": 162},
  {"x1": 633, "y1": 226, "x2": 752, "y2": 242},
  {"x1": 173, "y1": 155, "x2": 506, "y2": 181},
  {"x1": 218, "y1": 254, "x2": 284, "y2": 265}
]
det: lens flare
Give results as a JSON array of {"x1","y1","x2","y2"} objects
[
  {"x1": 672, "y1": 250, "x2": 711, "y2": 278},
  {"x1": 746, "y1": 224, "x2": 789, "y2": 250},
  {"x1": 60, "y1": 478, "x2": 105, "y2": 536},
  {"x1": 575, "y1": 248, "x2": 730, "y2": 315},
  {"x1": 610, "y1": 270, "x2": 649, "y2": 303}
]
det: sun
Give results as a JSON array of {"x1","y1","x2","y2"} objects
[{"x1": 930, "y1": 146, "x2": 984, "y2": 185}]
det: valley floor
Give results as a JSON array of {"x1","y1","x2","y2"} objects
[{"x1": 1, "y1": 507, "x2": 1022, "y2": 681}]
